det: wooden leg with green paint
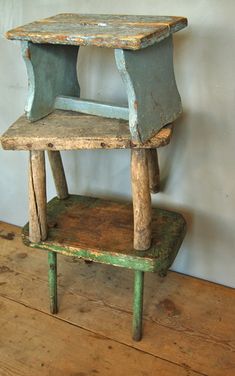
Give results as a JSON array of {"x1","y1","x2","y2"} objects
[
  {"x1": 48, "y1": 251, "x2": 58, "y2": 314},
  {"x1": 132, "y1": 270, "x2": 144, "y2": 341}
]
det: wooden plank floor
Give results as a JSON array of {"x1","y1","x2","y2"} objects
[{"x1": 0, "y1": 221, "x2": 234, "y2": 376}]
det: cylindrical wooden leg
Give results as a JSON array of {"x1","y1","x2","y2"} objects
[
  {"x1": 29, "y1": 150, "x2": 47, "y2": 243},
  {"x1": 132, "y1": 270, "x2": 144, "y2": 341},
  {"x1": 48, "y1": 251, "x2": 58, "y2": 314},
  {"x1": 47, "y1": 151, "x2": 69, "y2": 199},
  {"x1": 131, "y1": 149, "x2": 152, "y2": 250},
  {"x1": 147, "y1": 149, "x2": 160, "y2": 193}
]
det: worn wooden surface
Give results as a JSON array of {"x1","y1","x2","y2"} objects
[
  {"x1": 0, "y1": 110, "x2": 173, "y2": 150},
  {"x1": 131, "y1": 150, "x2": 152, "y2": 250},
  {"x1": 47, "y1": 151, "x2": 68, "y2": 199},
  {"x1": 22, "y1": 42, "x2": 80, "y2": 121},
  {"x1": 28, "y1": 151, "x2": 47, "y2": 243},
  {"x1": 0, "y1": 220, "x2": 235, "y2": 375},
  {"x1": 115, "y1": 36, "x2": 182, "y2": 142},
  {"x1": 6, "y1": 13, "x2": 187, "y2": 50},
  {"x1": 22, "y1": 195, "x2": 186, "y2": 273},
  {"x1": 0, "y1": 297, "x2": 198, "y2": 376}
]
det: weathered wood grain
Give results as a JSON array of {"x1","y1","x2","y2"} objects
[
  {"x1": 47, "y1": 151, "x2": 68, "y2": 199},
  {"x1": 22, "y1": 195, "x2": 186, "y2": 273},
  {"x1": 0, "y1": 110, "x2": 173, "y2": 150},
  {"x1": 131, "y1": 150, "x2": 152, "y2": 250},
  {"x1": 28, "y1": 151, "x2": 47, "y2": 243},
  {"x1": 0, "y1": 297, "x2": 199, "y2": 376},
  {"x1": 6, "y1": 13, "x2": 187, "y2": 50},
  {"x1": 147, "y1": 149, "x2": 160, "y2": 193},
  {"x1": 0, "y1": 221, "x2": 235, "y2": 376}
]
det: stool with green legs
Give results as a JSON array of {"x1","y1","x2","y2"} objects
[{"x1": 1, "y1": 13, "x2": 187, "y2": 341}]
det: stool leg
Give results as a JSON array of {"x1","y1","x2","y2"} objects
[
  {"x1": 133, "y1": 270, "x2": 144, "y2": 341},
  {"x1": 131, "y1": 149, "x2": 152, "y2": 250},
  {"x1": 29, "y1": 150, "x2": 47, "y2": 243},
  {"x1": 48, "y1": 251, "x2": 58, "y2": 314},
  {"x1": 47, "y1": 151, "x2": 69, "y2": 199},
  {"x1": 147, "y1": 149, "x2": 160, "y2": 193}
]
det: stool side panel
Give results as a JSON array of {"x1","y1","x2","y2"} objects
[
  {"x1": 22, "y1": 42, "x2": 80, "y2": 121},
  {"x1": 116, "y1": 36, "x2": 182, "y2": 142}
]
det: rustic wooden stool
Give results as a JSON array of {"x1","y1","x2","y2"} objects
[{"x1": 1, "y1": 14, "x2": 187, "y2": 341}]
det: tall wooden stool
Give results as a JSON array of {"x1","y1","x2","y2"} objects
[{"x1": 1, "y1": 14, "x2": 187, "y2": 341}]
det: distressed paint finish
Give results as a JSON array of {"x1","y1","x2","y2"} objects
[
  {"x1": 22, "y1": 41, "x2": 80, "y2": 121},
  {"x1": 48, "y1": 251, "x2": 58, "y2": 314},
  {"x1": 5, "y1": 14, "x2": 187, "y2": 139},
  {"x1": 6, "y1": 13, "x2": 187, "y2": 50},
  {"x1": 22, "y1": 195, "x2": 187, "y2": 274},
  {"x1": 115, "y1": 36, "x2": 182, "y2": 142},
  {"x1": 0, "y1": 110, "x2": 173, "y2": 150},
  {"x1": 133, "y1": 270, "x2": 144, "y2": 341},
  {"x1": 55, "y1": 96, "x2": 129, "y2": 120}
]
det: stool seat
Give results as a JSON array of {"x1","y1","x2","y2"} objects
[
  {"x1": 22, "y1": 195, "x2": 186, "y2": 274},
  {"x1": 1, "y1": 110, "x2": 173, "y2": 150},
  {"x1": 6, "y1": 13, "x2": 187, "y2": 50}
]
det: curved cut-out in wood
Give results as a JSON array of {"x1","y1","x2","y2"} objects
[
  {"x1": 115, "y1": 36, "x2": 182, "y2": 143},
  {"x1": 21, "y1": 41, "x2": 80, "y2": 121}
]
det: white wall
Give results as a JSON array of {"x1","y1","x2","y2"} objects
[{"x1": 0, "y1": 0, "x2": 234, "y2": 287}]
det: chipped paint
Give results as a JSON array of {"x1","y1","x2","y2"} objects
[{"x1": 6, "y1": 13, "x2": 187, "y2": 50}]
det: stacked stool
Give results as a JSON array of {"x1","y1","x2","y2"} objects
[{"x1": 1, "y1": 14, "x2": 187, "y2": 340}]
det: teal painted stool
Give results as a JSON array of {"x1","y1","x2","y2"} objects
[{"x1": 1, "y1": 14, "x2": 187, "y2": 341}]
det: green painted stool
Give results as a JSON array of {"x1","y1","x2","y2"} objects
[{"x1": 1, "y1": 14, "x2": 187, "y2": 341}]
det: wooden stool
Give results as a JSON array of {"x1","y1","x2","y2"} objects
[{"x1": 1, "y1": 14, "x2": 187, "y2": 341}]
